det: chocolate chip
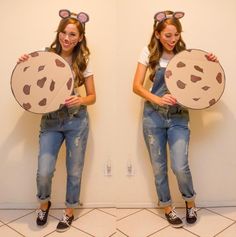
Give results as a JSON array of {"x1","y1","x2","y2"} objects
[
  {"x1": 216, "y1": 72, "x2": 222, "y2": 84},
  {"x1": 165, "y1": 70, "x2": 172, "y2": 79},
  {"x1": 38, "y1": 65, "x2": 45, "y2": 72},
  {"x1": 29, "y1": 52, "x2": 39, "y2": 57},
  {"x1": 209, "y1": 99, "x2": 216, "y2": 106},
  {"x1": 176, "y1": 61, "x2": 186, "y2": 68},
  {"x1": 194, "y1": 65, "x2": 204, "y2": 73},
  {"x1": 23, "y1": 66, "x2": 30, "y2": 72},
  {"x1": 55, "y1": 59, "x2": 65, "y2": 67},
  {"x1": 37, "y1": 77, "x2": 47, "y2": 88},
  {"x1": 202, "y1": 86, "x2": 210, "y2": 91},
  {"x1": 23, "y1": 103, "x2": 31, "y2": 110},
  {"x1": 191, "y1": 75, "x2": 202, "y2": 83},
  {"x1": 38, "y1": 98, "x2": 47, "y2": 106},
  {"x1": 23, "y1": 85, "x2": 31, "y2": 95},
  {"x1": 176, "y1": 80, "x2": 186, "y2": 89},
  {"x1": 49, "y1": 80, "x2": 55, "y2": 91},
  {"x1": 67, "y1": 78, "x2": 72, "y2": 90}
]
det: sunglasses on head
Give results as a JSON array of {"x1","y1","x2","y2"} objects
[{"x1": 59, "y1": 9, "x2": 89, "y2": 24}]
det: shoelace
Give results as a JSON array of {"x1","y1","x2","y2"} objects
[
  {"x1": 60, "y1": 212, "x2": 71, "y2": 226},
  {"x1": 168, "y1": 209, "x2": 179, "y2": 220},
  {"x1": 187, "y1": 207, "x2": 197, "y2": 217},
  {"x1": 36, "y1": 209, "x2": 46, "y2": 220}
]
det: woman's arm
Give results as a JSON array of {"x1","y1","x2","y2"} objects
[
  {"x1": 133, "y1": 63, "x2": 176, "y2": 106},
  {"x1": 65, "y1": 75, "x2": 96, "y2": 107}
]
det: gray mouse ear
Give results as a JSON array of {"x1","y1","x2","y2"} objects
[
  {"x1": 77, "y1": 12, "x2": 89, "y2": 23},
  {"x1": 173, "y1": 12, "x2": 185, "y2": 19},
  {"x1": 154, "y1": 11, "x2": 166, "y2": 22},
  {"x1": 59, "y1": 9, "x2": 70, "y2": 19}
]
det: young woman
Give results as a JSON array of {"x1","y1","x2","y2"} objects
[
  {"x1": 133, "y1": 10, "x2": 217, "y2": 227},
  {"x1": 18, "y1": 9, "x2": 96, "y2": 232}
]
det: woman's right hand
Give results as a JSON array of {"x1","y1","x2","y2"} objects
[
  {"x1": 17, "y1": 54, "x2": 30, "y2": 64},
  {"x1": 158, "y1": 94, "x2": 177, "y2": 106}
]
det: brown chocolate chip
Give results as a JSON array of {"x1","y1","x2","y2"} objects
[
  {"x1": 176, "y1": 61, "x2": 186, "y2": 68},
  {"x1": 202, "y1": 86, "x2": 210, "y2": 91},
  {"x1": 67, "y1": 78, "x2": 73, "y2": 90},
  {"x1": 23, "y1": 66, "x2": 30, "y2": 72},
  {"x1": 23, "y1": 103, "x2": 31, "y2": 110},
  {"x1": 55, "y1": 59, "x2": 65, "y2": 67},
  {"x1": 176, "y1": 80, "x2": 186, "y2": 89},
  {"x1": 186, "y1": 49, "x2": 192, "y2": 52},
  {"x1": 38, "y1": 98, "x2": 47, "y2": 106},
  {"x1": 204, "y1": 54, "x2": 211, "y2": 61},
  {"x1": 38, "y1": 65, "x2": 45, "y2": 72},
  {"x1": 194, "y1": 65, "x2": 204, "y2": 73},
  {"x1": 29, "y1": 52, "x2": 39, "y2": 57},
  {"x1": 37, "y1": 77, "x2": 47, "y2": 88},
  {"x1": 50, "y1": 80, "x2": 55, "y2": 91},
  {"x1": 193, "y1": 98, "x2": 200, "y2": 101},
  {"x1": 165, "y1": 70, "x2": 172, "y2": 79},
  {"x1": 216, "y1": 72, "x2": 222, "y2": 84},
  {"x1": 209, "y1": 99, "x2": 216, "y2": 106},
  {"x1": 191, "y1": 75, "x2": 202, "y2": 83},
  {"x1": 23, "y1": 85, "x2": 31, "y2": 95}
]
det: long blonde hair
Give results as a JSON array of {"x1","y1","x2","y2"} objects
[
  {"x1": 148, "y1": 10, "x2": 186, "y2": 81},
  {"x1": 49, "y1": 18, "x2": 90, "y2": 87}
]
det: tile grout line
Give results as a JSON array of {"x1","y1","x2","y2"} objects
[
  {"x1": 213, "y1": 220, "x2": 236, "y2": 237},
  {"x1": 97, "y1": 208, "x2": 116, "y2": 217},
  {"x1": 2, "y1": 210, "x2": 35, "y2": 225},
  {"x1": 116, "y1": 228, "x2": 130, "y2": 236},
  {"x1": 205, "y1": 207, "x2": 236, "y2": 221},
  {"x1": 117, "y1": 209, "x2": 143, "y2": 221},
  {"x1": 2, "y1": 223, "x2": 26, "y2": 237}
]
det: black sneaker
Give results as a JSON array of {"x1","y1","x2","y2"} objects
[
  {"x1": 36, "y1": 201, "x2": 51, "y2": 226},
  {"x1": 56, "y1": 212, "x2": 74, "y2": 232},
  {"x1": 186, "y1": 202, "x2": 197, "y2": 224},
  {"x1": 165, "y1": 209, "x2": 183, "y2": 228}
]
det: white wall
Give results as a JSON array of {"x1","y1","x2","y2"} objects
[{"x1": 0, "y1": 0, "x2": 236, "y2": 208}]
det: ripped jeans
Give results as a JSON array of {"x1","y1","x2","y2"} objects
[
  {"x1": 143, "y1": 102, "x2": 196, "y2": 207},
  {"x1": 36, "y1": 106, "x2": 89, "y2": 208}
]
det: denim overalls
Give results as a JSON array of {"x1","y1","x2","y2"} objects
[
  {"x1": 36, "y1": 105, "x2": 89, "y2": 208},
  {"x1": 143, "y1": 67, "x2": 196, "y2": 207}
]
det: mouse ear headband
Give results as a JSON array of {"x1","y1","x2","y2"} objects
[
  {"x1": 59, "y1": 9, "x2": 89, "y2": 24},
  {"x1": 154, "y1": 11, "x2": 184, "y2": 24}
]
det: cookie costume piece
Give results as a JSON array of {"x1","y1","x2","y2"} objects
[
  {"x1": 11, "y1": 51, "x2": 74, "y2": 114},
  {"x1": 165, "y1": 49, "x2": 225, "y2": 109}
]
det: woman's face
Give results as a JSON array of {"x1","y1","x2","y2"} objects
[
  {"x1": 156, "y1": 24, "x2": 180, "y2": 53},
  {"x1": 59, "y1": 23, "x2": 82, "y2": 54}
]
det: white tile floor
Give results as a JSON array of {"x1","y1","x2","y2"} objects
[{"x1": 1, "y1": 207, "x2": 236, "y2": 237}]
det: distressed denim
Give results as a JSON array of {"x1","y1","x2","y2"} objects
[
  {"x1": 143, "y1": 67, "x2": 196, "y2": 207},
  {"x1": 36, "y1": 106, "x2": 89, "y2": 208}
]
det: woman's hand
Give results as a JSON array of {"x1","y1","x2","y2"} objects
[
  {"x1": 206, "y1": 53, "x2": 219, "y2": 62},
  {"x1": 158, "y1": 94, "x2": 177, "y2": 106},
  {"x1": 65, "y1": 95, "x2": 83, "y2": 108},
  {"x1": 17, "y1": 54, "x2": 30, "y2": 64}
]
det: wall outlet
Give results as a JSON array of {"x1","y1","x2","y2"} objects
[
  {"x1": 127, "y1": 160, "x2": 135, "y2": 176},
  {"x1": 104, "y1": 160, "x2": 112, "y2": 176}
]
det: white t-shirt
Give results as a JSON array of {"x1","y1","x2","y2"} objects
[
  {"x1": 138, "y1": 46, "x2": 169, "y2": 68},
  {"x1": 83, "y1": 60, "x2": 93, "y2": 78}
]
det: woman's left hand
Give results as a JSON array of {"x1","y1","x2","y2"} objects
[
  {"x1": 206, "y1": 53, "x2": 219, "y2": 62},
  {"x1": 65, "y1": 96, "x2": 83, "y2": 107}
]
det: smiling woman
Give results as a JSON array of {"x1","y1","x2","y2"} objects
[{"x1": 17, "y1": 9, "x2": 96, "y2": 233}]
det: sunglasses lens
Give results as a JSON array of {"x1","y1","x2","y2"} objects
[{"x1": 59, "y1": 9, "x2": 70, "y2": 18}]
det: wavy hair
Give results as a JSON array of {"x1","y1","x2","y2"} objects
[
  {"x1": 49, "y1": 18, "x2": 90, "y2": 87},
  {"x1": 148, "y1": 10, "x2": 186, "y2": 81}
]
